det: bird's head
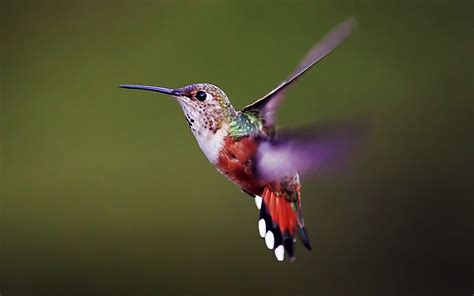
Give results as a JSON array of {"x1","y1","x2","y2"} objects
[{"x1": 120, "y1": 83, "x2": 236, "y2": 134}]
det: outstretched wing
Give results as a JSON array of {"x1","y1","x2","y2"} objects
[
  {"x1": 254, "y1": 120, "x2": 367, "y2": 180},
  {"x1": 242, "y1": 17, "x2": 357, "y2": 126}
]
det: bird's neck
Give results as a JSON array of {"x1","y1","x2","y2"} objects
[
  {"x1": 194, "y1": 112, "x2": 265, "y2": 163},
  {"x1": 179, "y1": 104, "x2": 237, "y2": 164}
]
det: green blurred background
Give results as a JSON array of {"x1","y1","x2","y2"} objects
[{"x1": 1, "y1": 0, "x2": 472, "y2": 295}]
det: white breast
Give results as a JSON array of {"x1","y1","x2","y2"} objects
[
  {"x1": 179, "y1": 102, "x2": 228, "y2": 164},
  {"x1": 194, "y1": 125, "x2": 228, "y2": 164}
]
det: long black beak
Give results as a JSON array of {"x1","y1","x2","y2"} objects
[{"x1": 119, "y1": 84, "x2": 181, "y2": 96}]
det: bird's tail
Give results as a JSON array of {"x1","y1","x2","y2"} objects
[{"x1": 254, "y1": 186, "x2": 311, "y2": 262}]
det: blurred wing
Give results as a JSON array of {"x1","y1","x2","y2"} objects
[
  {"x1": 255, "y1": 120, "x2": 367, "y2": 180},
  {"x1": 242, "y1": 17, "x2": 357, "y2": 126}
]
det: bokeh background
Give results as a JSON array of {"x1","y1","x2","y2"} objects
[{"x1": 1, "y1": 0, "x2": 472, "y2": 295}]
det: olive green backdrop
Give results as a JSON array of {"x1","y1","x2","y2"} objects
[{"x1": 1, "y1": 0, "x2": 472, "y2": 295}]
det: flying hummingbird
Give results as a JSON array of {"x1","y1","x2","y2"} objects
[{"x1": 120, "y1": 18, "x2": 361, "y2": 262}]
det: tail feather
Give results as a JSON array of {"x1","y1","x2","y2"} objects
[
  {"x1": 298, "y1": 226, "x2": 312, "y2": 251},
  {"x1": 255, "y1": 186, "x2": 311, "y2": 261}
]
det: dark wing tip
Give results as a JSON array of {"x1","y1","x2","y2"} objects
[{"x1": 241, "y1": 17, "x2": 358, "y2": 126}]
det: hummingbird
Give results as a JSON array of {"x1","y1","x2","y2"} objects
[{"x1": 120, "y1": 18, "x2": 361, "y2": 262}]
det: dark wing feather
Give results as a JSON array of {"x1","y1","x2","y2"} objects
[
  {"x1": 242, "y1": 17, "x2": 357, "y2": 126},
  {"x1": 255, "y1": 120, "x2": 367, "y2": 180}
]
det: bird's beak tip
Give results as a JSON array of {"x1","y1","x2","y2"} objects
[{"x1": 118, "y1": 84, "x2": 177, "y2": 96}]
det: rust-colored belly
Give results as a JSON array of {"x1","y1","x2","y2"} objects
[{"x1": 216, "y1": 136, "x2": 266, "y2": 195}]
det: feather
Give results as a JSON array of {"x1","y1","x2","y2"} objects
[
  {"x1": 257, "y1": 186, "x2": 310, "y2": 261},
  {"x1": 242, "y1": 17, "x2": 357, "y2": 126},
  {"x1": 255, "y1": 120, "x2": 367, "y2": 180}
]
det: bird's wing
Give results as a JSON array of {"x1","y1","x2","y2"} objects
[
  {"x1": 242, "y1": 17, "x2": 356, "y2": 126},
  {"x1": 254, "y1": 120, "x2": 367, "y2": 180}
]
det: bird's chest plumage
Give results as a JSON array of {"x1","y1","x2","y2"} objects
[
  {"x1": 182, "y1": 105, "x2": 267, "y2": 193},
  {"x1": 193, "y1": 126, "x2": 228, "y2": 164},
  {"x1": 215, "y1": 136, "x2": 266, "y2": 194}
]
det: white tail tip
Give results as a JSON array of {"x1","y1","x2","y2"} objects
[
  {"x1": 255, "y1": 195, "x2": 262, "y2": 210},
  {"x1": 274, "y1": 245, "x2": 284, "y2": 261}
]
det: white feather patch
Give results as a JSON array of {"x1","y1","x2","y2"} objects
[
  {"x1": 274, "y1": 245, "x2": 284, "y2": 261},
  {"x1": 255, "y1": 195, "x2": 262, "y2": 210},
  {"x1": 258, "y1": 219, "x2": 266, "y2": 238},
  {"x1": 192, "y1": 125, "x2": 227, "y2": 164},
  {"x1": 265, "y1": 231, "x2": 275, "y2": 249}
]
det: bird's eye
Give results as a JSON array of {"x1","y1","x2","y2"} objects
[{"x1": 196, "y1": 91, "x2": 207, "y2": 101}]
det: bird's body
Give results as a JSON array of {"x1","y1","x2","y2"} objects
[
  {"x1": 120, "y1": 18, "x2": 360, "y2": 261},
  {"x1": 177, "y1": 83, "x2": 302, "y2": 212},
  {"x1": 178, "y1": 86, "x2": 309, "y2": 260}
]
